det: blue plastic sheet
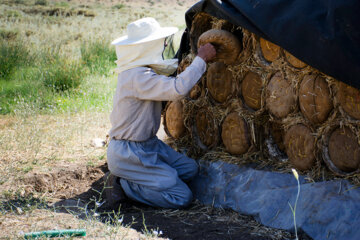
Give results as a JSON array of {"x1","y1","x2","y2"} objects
[{"x1": 190, "y1": 160, "x2": 360, "y2": 240}]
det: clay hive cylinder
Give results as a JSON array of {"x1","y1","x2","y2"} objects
[
  {"x1": 194, "y1": 108, "x2": 219, "y2": 149},
  {"x1": 165, "y1": 100, "x2": 185, "y2": 139},
  {"x1": 265, "y1": 72, "x2": 297, "y2": 119},
  {"x1": 259, "y1": 38, "x2": 281, "y2": 63},
  {"x1": 190, "y1": 12, "x2": 213, "y2": 54},
  {"x1": 206, "y1": 62, "x2": 234, "y2": 103},
  {"x1": 336, "y1": 81, "x2": 360, "y2": 120},
  {"x1": 284, "y1": 50, "x2": 307, "y2": 69},
  {"x1": 284, "y1": 124, "x2": 316, "y2": 171},
  {"x1": 299, "y1": 74, "x2": 333, "y2": 125},
  {"x1": 198, "y1": 29, "x2": 242, "y2": 65},
  {"x1": 221, "y1": 112, "x2": 251, "y2": 155},
  {"x1": 327, "y1": 126, "x2": 360, "y2": 173},
  {"x1": 241, "y1": 71, "x2": 263, "y2": 110},
  {"x1": 189, "y1": 84, "x2": 202, "y2": 100}
]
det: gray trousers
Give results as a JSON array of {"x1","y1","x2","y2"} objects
[{"x1": 107, "y1": 136, "x2": 198, "y2": 208}]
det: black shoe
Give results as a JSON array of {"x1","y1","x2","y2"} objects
[{"x1": 103, "y1": 172, "x2": 127, "y2": 208}]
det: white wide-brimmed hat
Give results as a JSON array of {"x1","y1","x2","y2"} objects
[{"x1": 111, "y1": 17, "x2": 178, "y2": 46}]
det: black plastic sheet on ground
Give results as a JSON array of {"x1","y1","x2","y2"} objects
[
  {"x1": 189, "y1": 160, "x2": 360, "y2": 240},
  {"x1": 178, "y1": 0, "x2": 360, "y2": 89}
]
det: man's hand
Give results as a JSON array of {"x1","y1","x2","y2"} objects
[{"x1": 197, "y1": 43, "x2": 216, "y2": 63}]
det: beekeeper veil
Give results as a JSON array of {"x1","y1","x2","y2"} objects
[{"x1": 112, "y1": 17, "x2": 178, "y2": 75}]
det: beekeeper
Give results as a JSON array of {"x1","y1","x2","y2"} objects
[{"x1": 105, "y1": 17, "x2": 216, "y2": 209}]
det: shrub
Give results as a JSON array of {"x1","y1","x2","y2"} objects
[
  {"x1": 0, "y1": 40, "x2": 31, "y2": 80},
  {"x1": 112, "y1": 4, "x2": 125, "y2": 9},
  {"x1": 34, "y1": 0, "x2": 48, "y2": 6},
  {"x1": 41, "y1": 57, "x2": 85, "y2": 92},
  {"x1": 55, "y1": 1, "x2": 70, "y2": 8},
  {"x1": 0, "y1": 28, "x2": 18, "y2": 40},
  {"x1": 5, "y1": 10, "x2": 22, "y2": 18},
  {"x1": 80, "y1": 41, "x2": 116, "y2": 76},
  {"x1": 14, "y1": 0, "x2": 26, "y2": 4}
]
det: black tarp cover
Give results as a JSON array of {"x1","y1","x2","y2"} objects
[{"x1": 178, "y1": 0, "x2": 360, "y2": 89}]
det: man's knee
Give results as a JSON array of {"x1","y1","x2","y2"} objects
[
  {"x1": 164, "y1": 186, "x2": 193, "y2": 209},
  {"x1": 153, "y1": 175, "x2": 177, "y2": 191}
]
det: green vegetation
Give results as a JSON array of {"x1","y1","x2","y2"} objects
[
  {"x1": 0, "y1": 28, "x2": 19, "y2": 40},
  {"x1": 0, "y1": 39, "x2": 31, "y2": 80},
  {"x1": 54, "y1": 1, "x2": 70, "y2": 8},
  {"x1": 112, "y1": 3, "x2": 126, "y2": 9},
  {"x1": 41, "y1": 56, "x2": 85, "y2": 92},
  {"x1": 34, "y1": 0, "x2": 48, "y2": 6},
  {"x1": 4, "y1": 9, "x2": 22, "y2": 18},
  {"x1": 81, "y1": 40, "x2": 116, "y2": 76},
  {"x1": 0, "y1": 192, "x2": 48, "y2": 214},
  {"x1": 0, "y1": 38, "x2": 117, "y2": 114}
]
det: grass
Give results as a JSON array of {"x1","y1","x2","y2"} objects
[
  {"x1": 54, "y1": 1, "x2": 70, "y2": 8},
  {"x1": 0, "y1": 38, "x2": 117, "y2": 114},
  {"x1": 81, "y1": 40, "x2": 117, "y2": 76},
  {"x1": 41, "y1": 57, "x2": 85, "y2": 92},
  {"x1": 0, "y1": 28, "x2": 19, "y2": 40},
  {"x1": 112, "y1": 3, "x2": 126, "y2": 9},
  {"x1": 34, "y1": 0, "x2": 48, "y2": 6},
  {"x1": 0, "y1": 39, "x2": 31, "y2": 80}
]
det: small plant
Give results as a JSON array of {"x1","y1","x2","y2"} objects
[
  {"x1": 112, "y1": 4, "x2": 125, "y2": 9},
  {"x1": 14, "y1": 0, "x2": 26, "y2": 4},
  {"x1": 288, "y1": 169, "x2": 300, "y2": 240},
  {"x1": 55, "y1": 1, "x2": 70, "y2": 8},
  {"x1": 141, "y1": 212, "x2": 163, "y2": 237},
  {"x1": 41, "y1": 57, "x2": 85, "y2": 92},
  {"x1": 0, "y1": 192, "x2": 48, "y2": 215},
  {"x1": 81, "y1": 41, "x2": 116, "y2": 76},
  {"x1": 34, "y1": 0, "x2": 48, "y2": 6},
  {"x1": 0, "y1": 28, "x2": 18, "y2": 40},
  {"x1": 5, "y1": 10, "x2": 22, "y2": 18},
  {"x1": 0, "y1": 40, "x2": 31, "y2": 80}
]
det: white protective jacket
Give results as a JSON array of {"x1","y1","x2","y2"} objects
[{"x1": 109, "y1": 56, "x2": 206, "y2": 141}]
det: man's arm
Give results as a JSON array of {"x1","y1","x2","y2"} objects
[{"x1": 133, "y1": 43, "x2": 216, "y2": 101}]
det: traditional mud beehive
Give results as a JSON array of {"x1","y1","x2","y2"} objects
[
  {"x1": 163, "y1": 12, "x2": 360, "y2": 183},
  {"x1": 221, "y1": 112, "x2": 251, "y2": 155},
  {"x1": 265, "y1": 72, "x2": 297, "y2": 119},
  {"x1": 283, "y1": 123, "x2": 316, "y2": 171},
  {"x1": 299, "y1": 74, "x2": 333, "y2": 125},
  {"x1": 206, "y1": 62, "x2": 236, "y2": 103},
  {"x1": 164, "y1": 100, "x2": 186, "y2": 139},
  {"x1": 241, "y1": 71, "x2": 263, "y2": 111}
]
